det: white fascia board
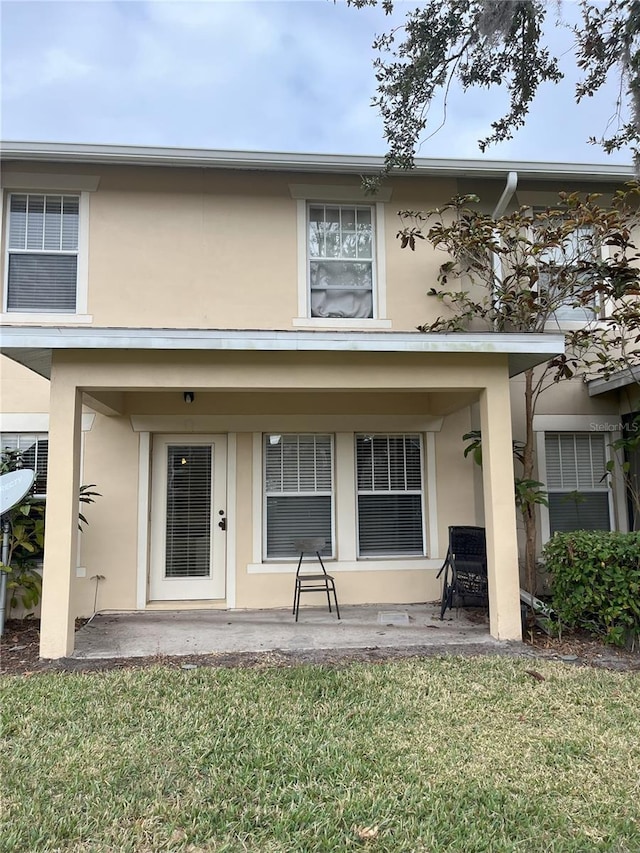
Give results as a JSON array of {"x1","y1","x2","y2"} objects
[
  {"x1": 0, "y1": 141, "x2": 633, "y2": 182},
  {"x1": 0, "y1": 325, "x2": 564, "y2": 355},
  {"x1": 587, "y1": 366, "x2": 640, "y2": 396},
  {"x1": 0, "y1": 327, "x2": 564, "y2": 380}
]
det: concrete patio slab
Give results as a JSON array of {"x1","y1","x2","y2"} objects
[{"x1": 72, "y1": 603, "x2": 501, "y2": 660}]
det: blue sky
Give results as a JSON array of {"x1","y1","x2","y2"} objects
[{"x1": 0, "y1": 0, "x2": 632, "y2": 164}]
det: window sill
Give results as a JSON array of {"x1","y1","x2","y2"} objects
[
  {"x1": 248, "y1": 557, "x2": 440, "y2": 574},
  {"x1": 1, "y1": 313, "x2": 93, "y2": 324},
  {"x1": 292, "y1": 317, "x2": 392, "y2": 329}
]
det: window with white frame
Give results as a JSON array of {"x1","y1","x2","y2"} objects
[
  {"x1": 264, "y1": 434, "x2": 333, "y2": 558},
  {"x1": 534, "y1": 210, "x2": 599, "y2": 322},
  {"x1": 355, "y1": 434, "x2": 424, "y2": 556},
  {"x1": 5, "y1": 193, "x2": 80, "y2": 312},
  {"x1": 544, "y1": 432, "x2": 611, "y2": 534},
  {"x1": 308, "y1": 204, "x2": 375, "y2": 319},
  {"x1": 0, "y1": 433, "x2": 49, "y2": 496}
]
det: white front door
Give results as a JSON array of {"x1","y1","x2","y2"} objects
[{"x1": 149, "y1": 435, "x2": 227, "y2": 601}]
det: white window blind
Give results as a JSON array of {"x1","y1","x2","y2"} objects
[
  {"x1": 264, "y1": 434, "x2": 333, "y2": 558},
  {"x1": 356, "y1": 434, "x2": 424, "y2": 557},
  {"x1": 165, "y1": 445, "x2": 212, "y2": 578},
  {"x1": 0, "y1": 433, "x2": 49, "y2": 496},
  {"x1": 308, "y1": 204, "x2": 374, "y2": 319},
  {"x1": 6, "y1": 193, "x2": 79, "y2": 312},
  {"x1": 545, "y1": 432, "x2": 611, "y2": 534}
]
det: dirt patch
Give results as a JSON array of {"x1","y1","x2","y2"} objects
[{"x1": 1, "y1": 618, "x2": 638, "y2": 676}]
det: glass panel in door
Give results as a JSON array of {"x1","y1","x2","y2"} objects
[{"x1": 150, "y1": 435, "x2": 226, "y2": 600}]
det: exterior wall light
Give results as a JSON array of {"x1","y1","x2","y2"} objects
[{"x1": 183, "y1": 391, "x2": 195, "y2": 404}]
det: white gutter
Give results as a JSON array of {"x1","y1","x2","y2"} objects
[{"x1": 0, "y1": 141, "x2": 634, "y2": 182}]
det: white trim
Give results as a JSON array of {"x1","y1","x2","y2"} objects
[
  {"x1": 247, "y1": 557, "x2": 442, "y2": 574},
  {"x1": 226, "y1": 433, "x2": 237, "y2": 608},
  {"x1": 335, "y1": 433, "x2": 357, "y2": 561},
  {"x1": 0, "y1": 172, "x2": 100, "y2": 192},
  {"x1": 262, "y1": 432, "x2": 336, "y2": 560},
  {"x1": 292, "y1": 318, "x2": 392, "y2": 329},
  {"x1": 354, "y1": 432, "x2": 427, "y2": 559},
  {"x1": 0, "y1": 413, "x2": 95, "y2": 432},
  {"x1": 296, "y1": 200, "x2": 307, "y2": 318},
  {"x1": 607, "y1": 431, "x2": 626, "y2": 533},
  {"x1": 537, "y1": 428, "x2": 617, "y2": 542},
  {"x1": 76, "y1": 191, "x2": 90, "y2": 315},
  {"x1": 252, "y1": 432, "x2": 262, "y2": 564},
  {"x1": 289, "y1": 184, "x2": 392, "y2": 202},
  {"x1": 536, "y1": 430, "x2": 551, "y2": 544},
  {"x1": 0, "y1": 325, "x2": 565, "y2": 355},
  {"x1": 533, "y1": 414, "x2": 621, "y2": 432},
  {"x1": 0, "y1": 313, "x2": 93, "y2": 323},
  {"x1": 130, "y1": 415, "x2": 445, "y2": 433},
  {"x1": 375, "y1": 201, "x2": 387, "y2": 321},
  {"x1": 149, "y1": 434, "x2": 227, "y2": 600},
  {"x1": 3, "y1": 188, "x2": 91, "y2": 318},
  {"x1": 2, "y1": 142, "x2": 632, "y2": 181},
  {"x1": 588, "y1": 366, "x2": 640, "y2": 396},
  {"x1": 136, "y1": 431, "x2": 151, "y2": 609},
  {"x1": 604, "y1": 430, "x2": 627, "y2": 532},
  {"x1": 426, "y1": 431, "x2": 438, "y2": 558},
  {"x1": 295, "y1": 197, "x2": 388, "y2": 325}
]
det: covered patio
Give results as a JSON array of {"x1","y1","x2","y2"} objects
[
  {"x1": 71, "y1": 602, "x2": 499, "y2": 660},
  {"x1": 1, "y1": 327, "x2": 565, "y2": 660}
]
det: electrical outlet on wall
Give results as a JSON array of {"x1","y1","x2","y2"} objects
[{"x1": 76, "y1": 566, "x2": 86, "y2": 578}]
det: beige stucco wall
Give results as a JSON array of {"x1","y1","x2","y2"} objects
[
  {"x1": 0, "y1": 357, "x2": 50, "y2": 412},
  {"x1": 0, "y1": 161, "x2": 454, "y2": 331}
]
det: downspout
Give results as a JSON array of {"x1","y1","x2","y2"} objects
[
  {"x1": 491, "y1": 171, "x2": 518, "y2": 291},
  {"x1": 492, "y1": 170, "x2": 519, "y2": 219}
]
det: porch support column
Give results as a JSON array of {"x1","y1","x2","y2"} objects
[
  {"x1": 39, "y1": 378, "x2": 82, "y2": 659},
  {"x1": 479, "y1": 380, "x2": 522, "y2": 641}
]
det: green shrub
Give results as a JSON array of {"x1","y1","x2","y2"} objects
[{"x1": 543, "y1": 530, "x2": 640, "y2": 647}]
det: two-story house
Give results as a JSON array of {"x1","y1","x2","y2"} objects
[{"x1": 0, "y1": 142, "x2": 634, "y2": 658}]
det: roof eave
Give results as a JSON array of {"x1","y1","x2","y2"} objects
[
  {"x1": 0, "y1": 326, "x2": 565, "y2": 380},
  {"x1": 0, "y1": 141, "x2": 634, "y2": 182}
]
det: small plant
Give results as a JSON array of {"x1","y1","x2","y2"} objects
[
  {"x1": 543, "y1": 530, "x2": 640, "y2": 647},
  {"x1": 1, "y1": 447, "x2": 101, "y2": 618}
]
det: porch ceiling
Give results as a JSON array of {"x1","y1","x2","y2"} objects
[{"x1": 1, "y1": 326, "x2": 564, "y2": 380}]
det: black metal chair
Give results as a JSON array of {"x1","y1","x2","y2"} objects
[
  {"x1": 292, "y1": 537, "x2": 340, "y2": 622},
  {"x1": 437, "y1": 526, "x2": 488, "y2": 619}
]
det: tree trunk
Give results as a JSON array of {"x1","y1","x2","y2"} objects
[{"x1": 522, "y1": 368, "x2": 537, "y2": 595}]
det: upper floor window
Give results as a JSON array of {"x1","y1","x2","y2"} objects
[
  {"x1": 534, "y1": 210, "x2": 599, "y2": 323},
  {"x1": 308, "y1": 204, "x2": 375, "y2": 320},
  {"x1": 5, "y1": 193, "x2": 79, "y2": 313}
]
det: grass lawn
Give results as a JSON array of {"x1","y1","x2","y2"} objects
[{"x1": 1, "y1": 657, "x2": 639, "y2": 853}]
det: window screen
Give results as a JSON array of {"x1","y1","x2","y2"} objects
[
  {"x1": 0, "y1": 434, "x2": 49, "y2": 496},
  {"x1": 545, "y1": 432, "x2": 611, "y2": 534},
  {"x1": 356, "y1": 434, "x2": 424, "y2": 556},
  {"x1": 6, "y1": 193, "x2": 79, "y2": 312},
  {"x1": 264, "y1": 434, "x2": 333, "y2": 558}
]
